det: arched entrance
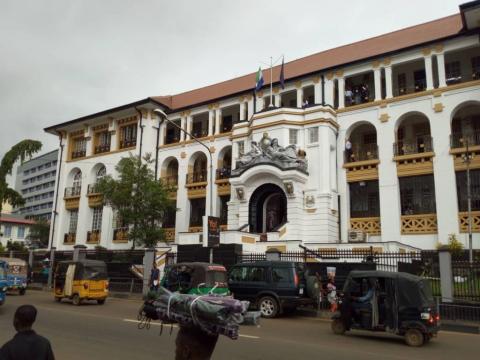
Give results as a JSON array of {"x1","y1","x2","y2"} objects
[{"x1": 249, "y1": 184, "x2": 287, "y2": 233}]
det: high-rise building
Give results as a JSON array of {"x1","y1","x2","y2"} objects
[{"x1": 13, "y1": 150, "x2": 59, "y2": 221}]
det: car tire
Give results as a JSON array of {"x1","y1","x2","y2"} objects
[
  {"x1": 19, "y1": 289, "x2": 26, "y2": 296},
  {"x1": 331, "y1": 319, "x2": 346, "y2": 335},
  {"x1": 405, "y1": 329, "x2": 424, "y2": 347},
  {"x1": 258, "y1": 296, "x2": 279, "y2": 318},
  {"x1": 97, "y1": 299, "x2": 106, "y2": 305},
  {"x1": 72, "y1": 294, "x2": 81, "y2": 306}
]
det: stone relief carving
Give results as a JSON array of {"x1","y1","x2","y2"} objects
[{"x1": 232, "y1": 133, "x2": 307, "y2": 176}]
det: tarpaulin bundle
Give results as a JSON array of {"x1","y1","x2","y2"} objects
[{"x1": 143, "y1": 287, "x2": 249, "y2": 340}]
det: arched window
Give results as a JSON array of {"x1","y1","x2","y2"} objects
[
  {"x1": 96, "y1": 166, "x2": 106, "y2": 181},
  {"x1": 73, "y1": 170, "x2": 82, "y2": 189}
]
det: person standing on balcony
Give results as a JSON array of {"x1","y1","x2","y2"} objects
[{"x1": 345, "y1": 139, "x2": 353, "y2": 162}]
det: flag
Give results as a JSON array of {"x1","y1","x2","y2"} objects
[
  {"x1": 255, "y1": 67, "x2": 264, "y2": 92},
  {"x1": 280, "y1": 56, "x2": 285, "y2": 90}
]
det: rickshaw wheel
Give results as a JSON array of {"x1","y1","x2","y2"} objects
[
  {"x1": 72, "y1": 294, "x2": 81, "y2": 306},
  {"x1": 19, "y1": 289, "x2": 26, "y2": 296},
  {"x1": 97, "y1": 299, "x2": 106, "y2": 305},
  {"x1": 331, "y1": 319, "x2": 346, "y2": 335},
  {"x1": 405, "y1": 329, "x2": 424, "y2": 347}
]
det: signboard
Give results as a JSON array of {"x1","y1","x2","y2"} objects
[{"x1": 207, "y1": 216, "x2": 221, "y2": 248}]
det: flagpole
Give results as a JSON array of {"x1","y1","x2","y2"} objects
[{"x1": 269, "y1": 56, "x2": 273, "y2": 107}]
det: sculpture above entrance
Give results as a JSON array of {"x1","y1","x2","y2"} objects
[{"x1": 232, "y1": 132, "x2": 308, "y2": 177}]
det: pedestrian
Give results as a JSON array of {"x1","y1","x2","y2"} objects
[
  {"x1": 345, "y1": 139, "x2": 353, "y2": 162},
  {"x1": 150, "y1": 262, "x2": 160, "y2": 292},
  {"x1": 326, "y1": 278, "x2": 337, "y2": 312},
  {"x1": 0, "y1": 305, "x2": 55, "y2": 360}
]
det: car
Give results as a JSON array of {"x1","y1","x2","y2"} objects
[{"x1": 228, "y1": 261, "x2": 312, "y2": 318}]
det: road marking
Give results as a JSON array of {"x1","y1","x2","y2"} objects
[{"x1": 123, "y1": 319, "x2": 260, "y2": 339}]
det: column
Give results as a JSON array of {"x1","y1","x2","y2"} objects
[
  {"x1": 374, "y1": 67, "x2": 382, "y2": 101},
  {"x1": 324, "y1": 77, "x2": 334, "y2": 106},
  {"x1": 296, "y1": 87, "x2": 303, "y2": 108},
  {"x1": 186, "y1": 115, "x2": 192, "y2": 140},
  {"x1": 337, "y1": 77, "x2": 345, "y2": 109},
  {"x1": 208, "y1": 109, "x2": 214, "y2": 135},
  {"x1": 176, "y1": 156, "x2": 189, "y2": 233},
  {"x1": 425, "y1": 55, "x2": 434, "y2": 90},
  {"x1": 314, "y1": 80, "x2": 322, "y2": 104},
  {"x1": 239, "y1": 102, "x2": 246, "y2": 122},
  {"x1": 215, "y1": 108, "x2": 221, "y2": 135},
  {"x1": 385, "y1": 66, "x2": 393, "y2": 99},
  {"x1": 180, "y1": 116, "x2": 186, "y2": 142},
  {"x1": 274, "y1": 94, "x2": 281, "y2": 107},
  {"x1": 437, "y1": 53, "x2": 447, "y2": 88},
  {"x1": 247, "y1": 98, "x2": 254, "y2": 118},
  {"x1": 256, "y1": 95, "x2": 264, "y2": 112}
]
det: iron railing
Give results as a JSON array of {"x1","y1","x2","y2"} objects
[
  {"x1": 64, "y1": 186, "x2": 81, "y2": 197},
  {"x1": 450, "y1": 131, "x2": 480, "y2": 149},
  {"x1": 87, "y1": 183, "x2": 101, "y2": 195},
  {"x1": 393, "y1": 135, "x2": 433, "y2": 156},
  {"x1": 162, "y1": 175, "x2": 178, "y2": 187},
  {"x1": 94, "y1": 144, "x2": 110, "y2": 154},
  {"x1": 71, "y1": 150, "x2": 86, "y2": 159},
  {"x1": 119, "y1": 139, "x2": 136, "y2": 149},
  {"x1": 186, "y1": 171, "x2": 208, "y2": 184},
  {"x1": 216, "y1": 167, "x2": 231, "y2": 180},
  {"x1": 344, "y1": 144, "x2": 378, "y2": 163}
]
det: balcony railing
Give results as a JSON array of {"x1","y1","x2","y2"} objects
[
  {"x1": 216, "y1": 167, "x2": 231, "y2": 180},
  {"x1": 165, "y1": 135, "x2": 180, "y2": 145},
  {"x1": 86, "y1": 229, "x2": 101, "y2": 244},
  {"x1": 63, "y1": 233, "x2": 76, "y2": 244},
  {"x1": 87, "y1": 183, "x2": 101, "y2": 195},
  {"x1": 344, "y1": 84, "x2": 373, "y2": 107},
  {"x1": 344, "y1": 144, "x2": 378, "y2": 163},
  {"x1": 113, "y1": 227, "x2": 129, "y2": 242},
  {"x1": 191, "y1": 128, "x2": 208, "y2": 138},
  {"x1": 450, "y1": 131, "x2": 480, "y2": 149},
  {"x1": 393, "y1": 136, "x2": 433, "y2": 156},
  {"x1": 162, "y1": 175, "x2": 178, "y2": 187},
  {"x1": 393, "y1": 80, "x2": 427, "y2": 97},
  {"x1": 94, "y1": 143, "x2": 110, "y2": 154},
  {"x1": 71, "y1": 150, "x2": 86, "y2": 159},
  {"x1": 119, "y1": 139, "x2": 136, "y2": 149},
  {"x1": 64, "y1": 186, "x2": 81, "y2": 197},
  {"x1": 186, "y1": 171, "x2": 208, "y2": 184}
]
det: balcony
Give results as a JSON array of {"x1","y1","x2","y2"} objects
[
  {"x1": 86, "y1": 229, "x2": 101, "y2": 244},
  {"x1": 401, "y1": 214, "x2": 437, "y2": 234},
  {"x1": 191, "y1": 128, "x2": 208, "y2": 139},
  {"x1": 162, "y1": 175, "x2": 178, "y2": 187},
  {"x1": 165, "y1": 135, "x2": 181, "y2": 145},
  {"x1": 393, "y1": 136, "x2": 434, "y2": 177},
  {"x1": 71, "y1": 150, "x2": 86, "y2": 159},
  {"x1": 186, "y1": 171, "x2": 207, "y2": 199},
  {"x1": 87, "y1": 184, "x2": 103, "y2": 207},
  {"x1": 63, "y1": 233, "x2": 76, "y2": 244},
  {"x1": 94, "y1": 143, "x2": 111, "y2": 154},
  {"x1": 458, "y1": 211, "x2": 480, "y2": 233},
  {"x1": 450, "y1": 131, "x2": 480, "y2": 149},
  {"x1": 113, "y1": 227, "x2": 129, "y2": 243},
  {"x1": 343, "y1": 144, "x2": 379, "y2": 182},
  {"x1": 119, "y1": 139, "x2": 136, "y2": 149},
  {"x1": 216, "y1": 167, "x2": 231, "y2": 196},
  {"x1": 64, "y1": 186, "x2": 81, "y2": 210},
  {"x1": 350, "y1": 217, "x2": 381, "y2": 235},
  {"x1": 164, "y1": 228, "x2": 175, "y2": 242}
]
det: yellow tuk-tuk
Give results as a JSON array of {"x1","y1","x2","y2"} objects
[{"x1": 54, "y1": 259, "x2": 108, "y2": 305}]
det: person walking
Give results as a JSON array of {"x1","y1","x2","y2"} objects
[
  {"x1": 0, "y1": 305, "x2": 55, "y2": 360},
  {"x1": 149, "y1": 262, "x2": 160, "y2": 292}
]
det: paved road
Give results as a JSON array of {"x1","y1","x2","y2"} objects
[{"x1": 0, "y1": 291, "x2": 478, "y2": 359}]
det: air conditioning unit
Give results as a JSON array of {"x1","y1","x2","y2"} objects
[{"x1": 348, "y1": 230, "x2": 366, "y2": 243}]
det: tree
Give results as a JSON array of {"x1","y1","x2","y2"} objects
[
  {"x1": 0, "y1": 140, "x2": 42, "y2": 215},
  {"x1": 6, "y1": 240, "x2": 28, "y2": 252},
  {"x1": 26, "y1": 218, "x2": 50, "y2": 249},
  {"x1": 96, "y1": 153, "x2": 176, "y2": 249}
]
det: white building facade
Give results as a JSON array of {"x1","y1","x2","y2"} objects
[{"x1": 46, "y1": 3, "x2": 480, "y2": 252}]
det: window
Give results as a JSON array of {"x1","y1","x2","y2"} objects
[
  {"x1": 399, "y1": 175, "x2": 436, "y2": 215},
  {"x1": 68, "y1": 210, "x2": 78, "y2": 234},
  {"x1": 96, "y1": 166, "x2": 106, "y2": 181},
  {"x1": 349, "y1": 181, "x2": 380, "y2": 218},
  {"x1": 272, "y1": 267, "x2": 292, "y2": 283},
  {"x1": 472, "y1": 56, "x2": 480, "y2": 80},
  {"x1": 119, "y1": 123, "x2": 137, "y2": 149},
  {"x1": 95, "y1": 130, "x2": 111, "y2": 154},
  {"x1": 4, "y1": 225, "x2": 12, "y2": 237},
  {"x1": 92, "y1": 207, "x2": 103, "y2": 231},
  {"x1": 397, "y1": 73, "x2": 407, "y2": 94},
  {"x1": 446, "y1": 61, "x2": 462, "y2": 84},
  {"x1": 71, "y1": 137, "x2": 87, "y2": 159},
  {"x1": 456, "y1": 170, "x2": 480, "y2": 211},
  {"x1": 38, "y1": 165, "x2": 44, "y2": 170},
  {"x1": 414, "y1": 69, "x2": 426, "y2": 92},
  {"x1": 308, "y1": 127, "x2": 319, "y2": 144},
  {"x1": 17, "y1": 226, "x2": 25, "y2": 239},
  {"x1": 23, "y1": 170, "x2": 30, "y2": 176},
  {"x1": 229, "y1": 266, "x2": 265, "y2": 282},
  {"x1": 289, "y1": 129, "x2": 298, "y2": 145}
]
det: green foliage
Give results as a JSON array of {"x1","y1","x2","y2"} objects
[
  {"x1": 26, "y1": 218, "x2": 51, "y2": 249},
  {"x1": 96, "y1": 153, "x2": 176, "y2": 249},
  {"x1": 6, "y1": 240, "x2": 28, "y2": 252},
  {"x1": 437, "y1": 233, "x2": 464, "y2": 255},
  {"x1": 0, "y1": 243, "x2": 5, "y2": 253},
  {"x1": 0, "y1": 139, "x2": 42, "y2": 215}
]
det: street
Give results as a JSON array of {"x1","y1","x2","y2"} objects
[{"x1": 0, "y1": 290, "x2": 478, "y2": 359}]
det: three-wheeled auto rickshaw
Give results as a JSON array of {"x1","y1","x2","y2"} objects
[
  {"x1": 0, "y1": 260, "x2": 7, "y2": 306},
  {"x1": 54, "y1": 259, "x2": 109, "y2": 305},
  {"x1": 331, "y1": 270, "x2": 439, "y2": 346},
  {"x1": 0, "y1": 257, "x2": 28, "y2": 295},
  {"x1": 161, "y1": 262, "x2": 229, "y2": 296}
]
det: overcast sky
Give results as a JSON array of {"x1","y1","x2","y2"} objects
[{"x1": 0, "y1": 0, "x2": 466, "y2": 182}]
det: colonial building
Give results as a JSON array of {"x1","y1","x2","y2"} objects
[{"x1": 45, "y1": 2, "x2": 480, "y2": 251}]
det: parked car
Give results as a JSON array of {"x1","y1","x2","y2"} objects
[
  {"x1": 0, "y1": 260, "x2": 7, "y2": 306},
  {"x1": 228, "y1": 261, "x2": 312, "y2": 318}
]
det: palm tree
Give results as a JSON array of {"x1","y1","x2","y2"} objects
[{"x1": 0, "y1": 140, "x2": 42, "y2": 215}]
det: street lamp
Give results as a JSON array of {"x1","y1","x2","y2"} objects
[
  {"x1": 154, "y1": 109, "x2": 215, "y2": 261},
  {"x1": 461, "y1": 139, "x2": 474, "y2": 263}
]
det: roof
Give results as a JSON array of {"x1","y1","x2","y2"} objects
[
  {"x1": 45, "y1": 12, "x2": 465, "y2": 132},
  {"x1": 0, "y1": 214, "x2": 35, "y2": 226}
]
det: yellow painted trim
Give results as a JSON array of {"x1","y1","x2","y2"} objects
[
  {"x1": 65, "y1": 146, "x2": 136, "y2": 163},
  {"x1": 241, "y1": 236, "x2": 256, "y2": 244},
  {"x1": 343, "y1": 159, "x2": 380, "y2": 169},
  {"x1": 393, "y1": 152, "x2": 435, "y2": 162}
]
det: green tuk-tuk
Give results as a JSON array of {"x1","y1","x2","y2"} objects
[{"x1": 161, "y1": 262, "x2": 229, "y2": 296}]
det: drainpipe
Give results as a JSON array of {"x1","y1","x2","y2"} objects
[
  {"x1": 135, "y1": 107, "x2": 144, "y2": 159},
  {"x1": 321, "y1": 74, "x2": 325, "y2": 106},
  {"x1": 154, "y1": 117, "x2": 165, "y2": 181},
  {"x1": 49, "y1": 132, "x2": 64, "y2": 250}
]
